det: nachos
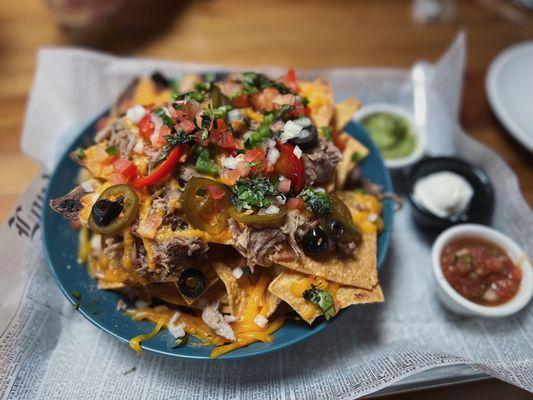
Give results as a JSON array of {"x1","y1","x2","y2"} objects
[{"x1": 50, "y1": 70, "x2": 385, "y2": 358}]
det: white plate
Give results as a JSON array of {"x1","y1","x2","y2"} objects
[{"x1": 486, "y1": 41, "x2": 533, "y2": 152}]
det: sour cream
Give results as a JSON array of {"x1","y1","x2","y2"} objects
[{"x1": 413, "y1": 171, "x2": 474, "y2": 218}]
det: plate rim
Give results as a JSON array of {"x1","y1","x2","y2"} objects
[{"x1": 486, "y1": 40, "x2": 533, "y2": 152}]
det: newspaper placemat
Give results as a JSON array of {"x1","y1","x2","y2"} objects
[{"x1": 1, "y1": 34, "x2": 532, "y2": 399}]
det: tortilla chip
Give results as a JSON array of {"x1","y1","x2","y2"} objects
[
  {"x1": 335, "y1": 133, "x2": 369, "y2": 190},
  {"x1": 335, "y1": 98, "x2": 361, "y2": 131},
  {"x1": 110, "y1": 76, "x2": 172, "y2": 120},
  {"x1": 213, "y1": 261, "x2": 247, "y2": 317},
  {"x1": 276, "y1": 233, "x2": 378, "y2": 290},
  {"x1": 268, "y1": 269, "x2": 383, "y2": 324},
  {"x1": 336, "y1": 283, "x2": 384, "y2": 307},
  {"x1": 263, "y1": 290, "x2": 282, "y2": 318},
  {"x1": 299, "y1": 79, "x2": 335, "y2": 128}
]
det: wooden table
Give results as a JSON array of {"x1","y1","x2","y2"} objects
[{"x1": 0, "y1": 0, "x2": 531, "y2": 398}]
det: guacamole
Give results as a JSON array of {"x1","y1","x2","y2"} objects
[{"x1": 362, "y1": 113, "x2": 416, "y2": 159}]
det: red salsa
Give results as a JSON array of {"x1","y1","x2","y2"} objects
[{"x1": 440, "y1": 237, "x2": 522, "y2": 306}]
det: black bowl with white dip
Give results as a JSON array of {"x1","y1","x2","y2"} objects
[{"x1": 406, "y1": 157, "x2": 494, "y2": 230}]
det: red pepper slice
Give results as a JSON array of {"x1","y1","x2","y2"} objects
[
  {"x1": 132, "y1": 145, "x2": 185, "y2": 188},
  {"x1": 274, "y1": 141, "x2": 305, "y2": 193}
]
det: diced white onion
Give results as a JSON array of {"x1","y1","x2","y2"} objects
[
  {"x1": 126, "y1": 105, "x2": 146, "y2": 124},
  {"x1": 266, "y1": 138, "x2": 276, "y2": 148},
  {"x1": 266, "y1": 147, "x2": 280, "y2": 165},
  {"x1": 280, "y1": 120, "x2": 303, "y2": 142},
  {"x1": 232, "y1": 267, "x2": 243, "y2": 279},
  {"x1": 293, "y1": 117, "x2": 311, "y2": 127},
  {"x1": 293, "y1": 145, "x2": 303, "y2": 159},
  {"x1": 315, "y1": 188, "x2": 326, "y2": 193},
  {"x1": 253, "y1": 315, "x2": 268, "y2": 328},
  {"x1": 133, "y1": 139, "x2": 144, "y2": 154},
  {"x1": 81, "y1": 180, "x2": 94, "y2": 193},
  {"x1": 367, "y1": 213, "x2": 378, "y2": 222},
  {"x1": 90, "y1": 234, "x2": 101, "y2": 252},
  {"x1": 276, "y1": 195, "x2": 287, "y2": 205},
  {"x1": 221, "y1": 156, "x2": 240, "y2": 170},
  {"x1": 168, "y1": 321, "x2": 186, "y2": 339},
  {"x1": 243, "y1": 131, "x2": 254, "y2": 141},
  {"x1": 228, "y1": 109, "x2": 241, "y2": 123},
  {"x1": 265, "y1": 205, "x2": 280, "y2": 215}
]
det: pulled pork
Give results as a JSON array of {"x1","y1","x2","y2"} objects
[
  {"x1": 95, "y1": 117, "x2": 137, "y2": 158},
  {"x1": 302, "y1": 137, "x2": 342, "y2": 185},
  {"x1": 228, "y1": 219, "x2": 286, "y2": 269},
  {"x1": 103, "y1": 236, "x2": 124, "y2": 260},
  {"x1": 280, "y1": 210, "x2": 317, "y2": 258}
]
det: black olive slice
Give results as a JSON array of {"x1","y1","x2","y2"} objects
[
  {"x1": 300, "y1": 226, "x2": 329, "y2": 257},
  {"x1": 91, "y1": 198, "x2": 123, "y2": 227},
  {"x1": 288, "y1": 125, "x2": 319, "y2": 150},
  {"x1": 178, "y1": 268, "x2": 206, "y2": 298},
  {"x1": 323, "y1": 219, "x2": 345, "y2": 242}
]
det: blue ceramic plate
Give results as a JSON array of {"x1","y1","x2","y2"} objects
[{"x1": 42, "y1": 114, "x2": 393, "y2": 360}]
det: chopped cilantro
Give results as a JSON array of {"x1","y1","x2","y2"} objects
[
  {"x1": 71, "y1": 290, "x2": 81, "y2": 300},
  {"x1": 105, "y1": 146, "x2": 118, "y2": 156},
  {"x1": 321, "y1": 127, "x2": 333, "y2": 141},
  {"x1": 195, "y1": 148, "x2": 219, "y2": 177},
  {"x1": 351, "y1": 151, "x2": 362, "y2": 162},
  {"x1": 240, "y1": 72, "x2": 293, "y2": 96},
  {"x1": 153, "y1": 108, "x2": 174, "y2": 129},
  {"x1": 231, "y1": 177, "x2": 280, "y2": 211},
  {"x1": 244, "y1": 125, "x2": 271, "y2": 149},
  {"x1": 75, "y1": 148, "x2": 86, "y2": 159},
  {"x1": 300, "y1": 187, "x2": 332, "y2": 214},
  {"x1": 303, "y1": 287, "x2": 335, "y2": 320},
  {"x1": 203, "y1": 105, "x2": 232, "y2": 120},
  {"x1": 158, "y1": 130, "x2": 194, "y2": 161},
  {"x1": 301, "y1": 96, "x2": 309, "y2": 106}
]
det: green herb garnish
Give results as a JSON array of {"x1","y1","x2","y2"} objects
[
  {"x1": 300, "y1": 187, "x2": 332, "y2": 214},
  {"x1": 195, "y1": 148, "x2": 219, "y2": 177},
  {"x1": 158, "y1": 130, "x2": 194, "y2": 161},
  {"x1": 203, "y1": 105, "x2": 232, "y2": 120},
  {"x1": 321, "y1": 127, "x2": 332, "y2": 141},
  {"x1": 153, "y1": 108, "x2": 174, "y2": 129},
  {"x1": 351, "y1": 151, "x2": 362, "y2": 162},
  {"x1": 244, "y1": 125, "x2": 271, "y2": 149},
  {"x1": 75, "y1": 148, "x2": 86, "y2": 159},
  {"x1": 71, "y1": 290, "x2": 81, "y2": 300},
  {"x1": 303, "y1": 287, "x2": 335, "y2": 320},
  {"x1": 105, "y1": 146, "x2": 118, "y2": 156},
  {"x1": 231, "y1": 177, "x2": 280, "y2": 211},
  {"x1": 240, "y1": 72, "x2": 293, "y2": 96}
]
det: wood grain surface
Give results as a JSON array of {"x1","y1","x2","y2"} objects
[{"x1": 0, "y1": 0, "x2": 531, "y2": 398}]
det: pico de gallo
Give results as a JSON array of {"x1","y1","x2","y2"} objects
[{"x1": 440, "y1": 236, "x2": 522, "y2": 306}]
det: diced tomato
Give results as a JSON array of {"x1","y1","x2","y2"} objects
[
  {"x1": 250, "y1": 87, "x2": 279, "y2": 112},
  {"x1": 137, "y1": 213, "x2": 163, "y2": 239},
  {"x1": 175, "y1": 119, "x2": 195, "y2": 134},
  {"x1": 138, "y1": 113, "x2": 155, "y2": 139},
  {"x1": 304, "y1": 106, "x2": 311, "y2": 117},
  {"x1": 277, "y1": 177, "x2": 292, "y2": 193},
  {"x1": 112, "y1": 159, "x2": 138, "y2": 183},
  {"x1": 232, "y1": 94, "x2": 250, "y2": 108},
  {"x1": 288, "y1": 101, "x2": 306, "y2": 118},
  {"x1": 286, "y1": 198, "x2": 305, "y2": 210},
  {"x1": 333, "y1": 130, "x2": 347, "y2": 151},
  {"x1": 274, "y1": 142, "x2": 305, "y2": 193},
  {"x1": 280, "y1": 68, "x2": 299, "y2": 92},
  {"x1": 210, "y1": 118, "x2": 237, "y2": 150},
  {"x1": 244, "y1": 148, "x2": 265, "y2": 163},
  {"x1": 150, "y1": 125, "x2": 171, "y2": 149},
  {"x1": 208, "y1": 185, "x2": 226, "y2": 200}
]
